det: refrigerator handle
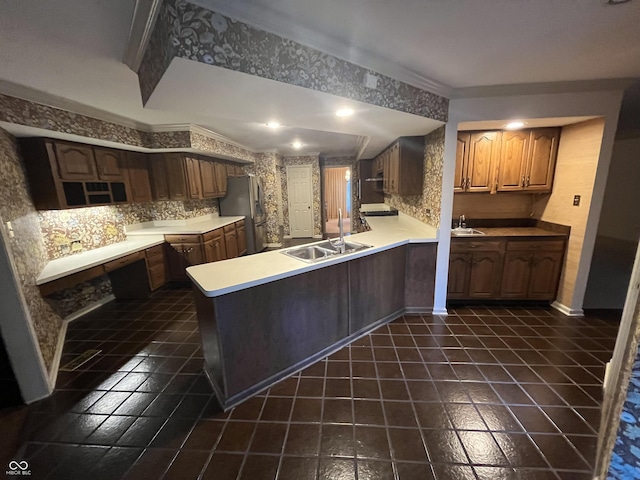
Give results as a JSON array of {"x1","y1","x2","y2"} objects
[{"x1": 357, "y1": 179, "x2": 361, "y2": 199}]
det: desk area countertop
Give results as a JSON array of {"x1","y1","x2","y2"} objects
[
  {"x1": 187, "y1": 212, "x2": 439, "y2": 298},
  {"x1": 37, "y1": 215, "x2": 246, "y2": 285},
  {"x1": 452, "y1": 227, "x2": 568, "y2": 238},
  {"x1": 124, "y1": 215, "x2": 245, "y2": 236}
]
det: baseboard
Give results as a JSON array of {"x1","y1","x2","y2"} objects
[
  {"x1": 48, "y1": 320, "x2": 68, "y2": 389},
  {"x1": 431, "y1": 307, "x2": 449, "y2": 316},
  {"x1": 65, "y1": 294, "x2": 115, "y2": 322},
  {"x1": 404, "y1": 307, "x2": 434, "y2": 314},
  {"x1": 551, "y1": 301, "x2": 584, "y2": 317}
]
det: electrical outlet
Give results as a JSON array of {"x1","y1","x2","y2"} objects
[
  {"x1": 363, "y1": 72, "x2": 378, "y2": 89},
  {"x1": 70, "y1": 239, "x2": 82, "y2": 253},
  {"x1": 6, "y1": 221, "x2": 14, "y2": 239},
  {"x1": 573, "y1": 195, "x2": 581, "y2": 206}
]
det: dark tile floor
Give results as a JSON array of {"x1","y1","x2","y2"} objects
[{"x1": 3, "y1": 286, "x2": 619, "y2": 480}]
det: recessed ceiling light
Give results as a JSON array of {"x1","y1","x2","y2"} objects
[
  {"x1": 292, "y1": 142, "x2": 303, "y2": 149},
  {"x1": 266, "y1": 121, "x2": 280, "y2": 129},
  {"x1": 505, "y1": 121, "x2": 526, "y2": 130},
  {"x1": 336, "y1": 108, "x2": 354, "y2": 117}
]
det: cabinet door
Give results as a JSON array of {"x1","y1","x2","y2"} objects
[
  {"x1": 388, "y1": 143, "x2": 400, "y2": 194},
  {"x1": 164, "y1": 153, "x2": 188, "y2": 200},
  {"x1": 199, "y1": 160, "x2": 217, "y2": 198},
  {"x1": 185, "y1": 157, "x2": 203, "y2": 199},
  {"x1": 125, "y1": 152, "x2": 152, "y2": 203},
  {"x1": 54, "y1": 141, "x2": 97, "y2": 180},
  {"x1": 237, "y1": 225, "x2": 247, "y2": 256},
  {"x1": 467, "y1": 132, "x2": 499, "y2": 193},
  {"x1": 225, "y1": 231, "x2": 239, "y2": 258},
  {"x1": 204, "y1": 237, "x2": 227, "y2": 263},
  {"x1": 94, "y1": 147, "x2": 125, "y2": 181},
  {"x1": 149, "y1": 155, "x2": 170, "y2": 200},
  {"x1": 497, "y1": 130, "x2": 528, "y2": 192},
  {"x1": 167, "y1": 242, "x2": 204, "y2": 281},
  {"x1": 454, "y1": 133, "x2": 470, "y2": 192},
  {"x1": 500, "y1": 252, "x2": 532, "y2": 298},
  {"x1": 447, "y1": 252, "x2": 472, "y2": 298},
  {"x1": 525, "y1": 128, "x2": 559, "y2": 192},
  {"x1": 382, "y1": 149, "x2": 390, "y2": 193},
  {"x1": 528, "y1": 251, "x2": 563, "y2": 299},
  {"x1": 215, "y1": 162, "x2": 228, "y2": 197},
  {"x1": 468, "y1": 251, "x2": 503, "y2": 299}
]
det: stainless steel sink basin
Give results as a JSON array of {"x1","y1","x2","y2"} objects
[
  {"x1": 452, "y1": 227, "x2": 486, "y2": 236},
  {"x1": 281, "y1": 240, "x2": 372, "y2": 263}
]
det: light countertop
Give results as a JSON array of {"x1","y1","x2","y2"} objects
[
  {"x1": 125, "y1": 215, "x2": 245, "y2": 235},
  {"x1": 37, "y1": 214, "x2": 245, "y2": 284},
  {"x1": 37, "y1": 236, "x2": 165, "y2": 285},
  {"x1": 187, "y1": 212, "x2": 439, "y2": 298},
  {"x1": 451, "y1": 227, "x2": 568, "y2": 238}
]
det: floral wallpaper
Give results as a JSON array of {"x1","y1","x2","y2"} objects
[
  {"x1": 280, "y1": 155, "x2": 322, "y2": 237},
  {"x1": 0, "y1": 93, "x2": 259, "y2": 162},
  {"x1": 385, "y1": 127, "x2": 445, "y2": 227},
  {"x1": 0, "y1": 127, "x2": 63, "y2": 373},
  {"x1": 38, "y1": 207, "x2": 127, "y2": 260},
  {"x1": 138, "y1": 0, "x2": 448, "y2": 121},
  {"x1": 244, "y1": 152, "x2": 282, "y2": 244},
  {"x1": 607, "y1": 343, "x2": 640, "y2": 479},
  {"x1": 190, "y1": 132, "x2": 255, "y2": 163}
]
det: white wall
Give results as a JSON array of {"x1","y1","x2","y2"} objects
[{"x1": 434, "y1": 89, "x2": 624, "y2": 314}]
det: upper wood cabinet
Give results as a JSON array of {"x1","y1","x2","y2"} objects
[
  {"x1": 526, "y1": 128, "x2": 559, "y2": 192},
  {"x1": 125, "y1": 152, "x2": 152, "y2": 203},
  {"x1": 456, "y1": 128, "x2": 561, "y2": 194},
  {"x1": 200, "y1": 160, "x2": 218, "y2": 198},
  {"x1": 149, "y1": 154, "x2": 170, "y2": 201},
  {"x1": 214, "y1": 162, "x2": 228, "y2": 197},
  {"x1": 93, "y1": 148, "x2": 125, "y2": 181},
  {"x1": 53, "y1": 141, "x2": 97, "y2": 180},
  {"x1": 455, "y1": 131, "x2": 500, "y2": 193},
  {"x1": 20, "y1": 138, "x2": 129, "y2": 209},
  {"x1": 184, "y1": 156, "x2": 203, "y2": 200},
  {"x1": 375, "y1": 136, "x2": 424, "y2": 196}
]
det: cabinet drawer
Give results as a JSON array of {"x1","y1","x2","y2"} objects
[
  {"x1": 235, "y1": 220, "x2": 245, "y2": 228},
  {"x1": 146, "y1": 252, "x2": 165, "y2": 267},
  {"x1": 165, "y1": 234, "x2": 202, "y2": 244},
  {"x1": 223, "y1": 223, "x2": 236, "y2": 233},
  {"x1": 202, "y1": 228, "x2": 223, "y2": 243},
  {"x1": 450, "y1": 240, "x2": 503, "y2": 253},
  {"x1": 145, "y1": 244, "x2": 164, "y2": 258},
  {"x1": 104, "y1": 251, "x2": 145, "y2": 272},
  {"x1": 506, "y1": 239, "x2": 565, "y2": 252}
]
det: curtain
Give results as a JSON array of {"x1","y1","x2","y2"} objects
[{"x1": 324, "y1": 167, "x2": 349, "y2": 219}]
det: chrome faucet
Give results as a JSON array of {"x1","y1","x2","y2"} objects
[
  {"x1": 332, "y1": 208, "x2": 346, "y2": 253},
  {"x1": 459, "y1": 214, "x2": 466, "y2": 228}
]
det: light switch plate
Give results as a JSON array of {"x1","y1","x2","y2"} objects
[
  {"x1": 573, "y1": 195, "x2": 581, "y2": 206},
  {"x1": 6, "y1": 221, "x2": 14, "y2": 239}
]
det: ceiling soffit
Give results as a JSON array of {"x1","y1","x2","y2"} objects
[{"x1": 137, "y1": 0, "x2": 448, "y2": 122}]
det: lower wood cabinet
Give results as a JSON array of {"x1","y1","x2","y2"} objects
[
  {"x1": 165, "y1": 222, "x2": 246, "y2": 281},
  {"x1": 448, "y1": 241, "x2": 503, "y2": 299},
  {"x1": 236, "y1": 221, "x2": 247, "y2": 256},
  {"x1": 145, "y1": 244, "x2": 167, "y2": 290},
  {"x1": 449, "y1": 237, "x2": 565, "y2": 302},
  {"x1": 500, "y1": 240, "x2": 564, "y2": 299}
]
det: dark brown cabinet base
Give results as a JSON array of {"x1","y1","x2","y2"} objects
[{"x1": 193, "y1": 243, "x2": 437, "y2": 410}]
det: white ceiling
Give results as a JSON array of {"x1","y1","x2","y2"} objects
[{"x1": 0, "y1": 0, "x2": 638, "y2": 158}]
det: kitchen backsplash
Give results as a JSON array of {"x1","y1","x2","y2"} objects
[{"x1": 39, "y1": 199, "x2": 219, "y2": 260}]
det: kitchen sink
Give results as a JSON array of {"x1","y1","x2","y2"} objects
[
  {"x1": 281, "y1": 240, "x2": 372, "y2": 263},
  {"x1": 452, "y1": 227, "x2": 486, "y2": 236}
]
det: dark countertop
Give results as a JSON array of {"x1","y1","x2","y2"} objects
[{"x1": 452, "y1": 227, "x2": 568, "y2": 238}]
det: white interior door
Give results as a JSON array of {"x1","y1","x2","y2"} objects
[{"x1": 287, "y1": 165, "x2": 313, "y2": 238}]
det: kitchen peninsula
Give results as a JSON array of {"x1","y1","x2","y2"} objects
[{"x1": 187, "y1": 212, "x2": 439, "y2": 409}]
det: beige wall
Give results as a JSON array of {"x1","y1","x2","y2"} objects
[
  {"x1": 453, "y1": 193, "x2": 536, "y2": 221},
  {"x1": 533, "y1": 118, "x2": 605, "y2": 309}
]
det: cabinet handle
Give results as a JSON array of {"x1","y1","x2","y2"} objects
[
  {"x1": 526, "y1": 176, "x2": 530, "y2": 187},
  {"x1": 521, "y1": 176, "x2": 525, "y2": 187},
  {"x1": 186, "y1": 247, "x2": 193, "y2": 253},
  {"x1": 466, "y1": 177, "x2": 470, "y2": 189}
]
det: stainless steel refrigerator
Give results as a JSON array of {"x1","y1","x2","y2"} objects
[{"x1": 219, "y1": 175, "x2": 266, "y2": 254}]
